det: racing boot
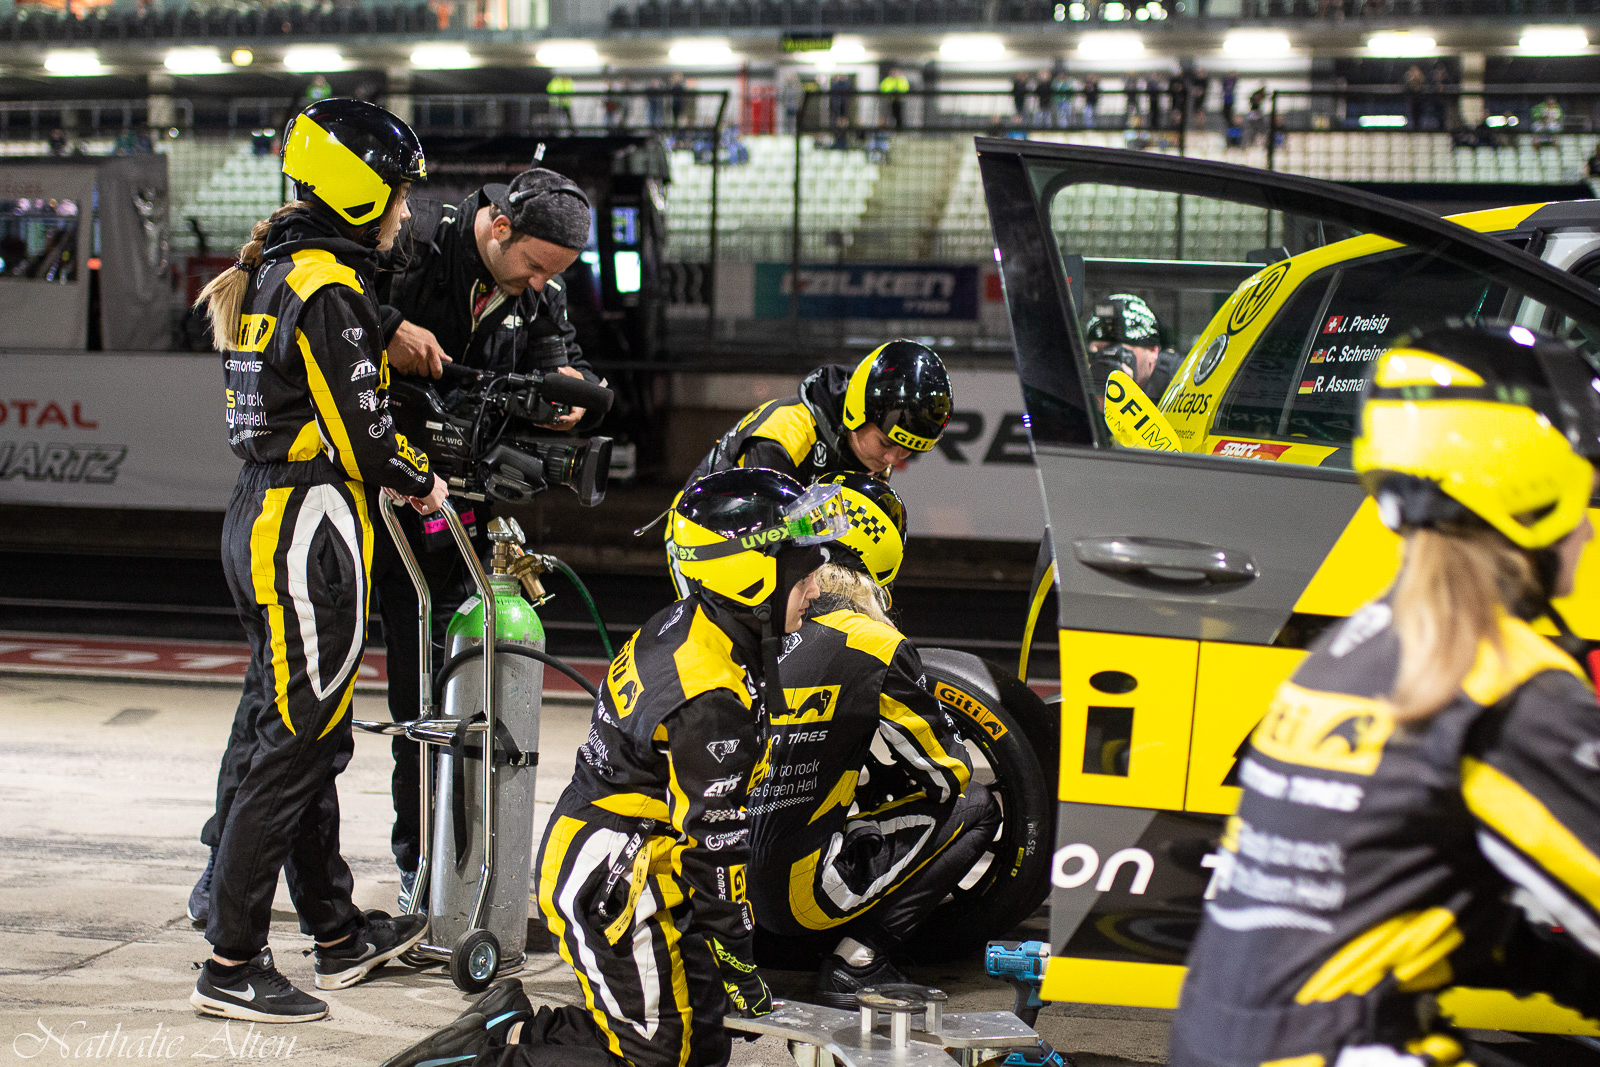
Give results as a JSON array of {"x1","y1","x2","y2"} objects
[
  {"x1": 379, "y1": 980, "x2": 534, "y2": 1067},
  {"x1": 816, "y1": 953, "x2": 911, "y2": 1010},
  {"x1": 312, "y1": 912, "x2": 427, "y2": 990}
]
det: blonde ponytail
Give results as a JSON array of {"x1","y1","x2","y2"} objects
[
  {"x1": 194, "y1": 201, "x2": 309, "y2": 352},
  {"x1": 1389, "y1": 527, "x2": 1538, "y2": 721},
  {"x1": 815, "y1": 563, "x2": 892, "y2": 627}
]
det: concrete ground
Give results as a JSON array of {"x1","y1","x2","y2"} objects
[{"x1": 0, "y1": 672, "x2": 1170, "y2": 1066}]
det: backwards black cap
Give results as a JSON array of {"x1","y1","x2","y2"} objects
[{"x1": 486, "y1": 168, "x2": 593, "y2": 250}]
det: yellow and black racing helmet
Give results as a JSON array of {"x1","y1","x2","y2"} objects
[
  {"x1": 282, "y1": 98, "x2": 426, "y2": 229},
  {"x1": 841, "y1": 340, "x2": 954, "y2": 453},
  {"x1": 671, "y1": 468, "x2": 848, "y2": 610},
  {"x1": 819, "y1": 471, "x2": 908, "y2": 589},
  {"x1": 1353, "y1": 321, "x2": 1600, "y2": 551}
]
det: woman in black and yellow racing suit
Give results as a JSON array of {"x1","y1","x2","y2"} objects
[
  {"x1": 746, "y1": 472, "x2": 1000, "y2": 1008},
  {"x1": 190, "y1": 98, "x2": 450, "y2": 1024},
  {"x1": 380, "y1": 468, "x2": 847, "y2": 1067},
  {"x1": 1170, "y1": 322, "x2": 1600, "y2": 1067}
]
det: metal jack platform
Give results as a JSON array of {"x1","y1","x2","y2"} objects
[{"x1": 726, "y1": 985, "x2": 1041, "y2": 1067}]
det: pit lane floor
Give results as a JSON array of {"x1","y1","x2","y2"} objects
[{"x1": 0, "y1": 673, "x2": 1169, "y2": 1066}]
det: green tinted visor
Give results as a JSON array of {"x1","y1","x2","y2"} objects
[{"x1": 671, "y1": 484, "x2": 847, "y2": 563}]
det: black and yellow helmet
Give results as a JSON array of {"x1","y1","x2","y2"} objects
[
  {"x1": 282, "y1": 98, "x2": 426, "y2": 229},
  {"x1": 819, "y1": 471, "x2": 907, "y2": 588},
  {"x1": 670, "y1": 468, "x2": 849, "y2": 608},
  {"x1": 1353, "y1": 321, "x2": 1600, "y2": 551},
  {"x1": 841, "y1": 340, "x2": 953, "y2": 453}
]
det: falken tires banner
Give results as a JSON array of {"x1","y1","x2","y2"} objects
[{"x1": 0, "y1": 352, "x2": 240, "y2": 508}]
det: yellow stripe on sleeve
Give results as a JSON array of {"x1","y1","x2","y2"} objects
[
  {"x1": 298, "y1": 329, "x2": 362, "y2": 480},
  {"x1": 881, "y1": 693, "x2": 971, "y2": 791},
  {"x1": 1463, "y1": 755, "x2": 1600, "y2": 915},
  {"x1": 287, "y1": 419, "x2": 325, "y2": 462}
]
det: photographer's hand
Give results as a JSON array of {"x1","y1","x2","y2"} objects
[
  {"x1": 388, "y1": 320, "x2": 451, "y2": 379},
  {"x1": 407, "y1": 475, "x2": 450, "y2": 515},
  {"x1": 539, "y1": 366, "x2": 588, "y2": 430}
]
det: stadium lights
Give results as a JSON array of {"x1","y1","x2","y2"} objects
[
  {"x1": 410, "y1": 44, "x2": 474, "y2": 69},
  {"x1": 1518, "y1": 28, "x2": 1588, "y2": 55},
  {"x1": 232, "y1": 48, "x2": 254, "y2": 67},
  {"x1": 1078, "y1": 32, "x2": 1144, "y2": 61},
  {"x1": 798, "y1": 37, "x2": 869, "y2": 66},
  {"x1": 282, "y1": 47, "x2": 348, "y2": 72},
  {"x1": 668, "y1": 40, "x2": 735, "y2": 65},
  {"x1": 165, "y1": 48, "x2": 226, "y2": 75},
  {"x1": 1365, "y1": 32, "x2": 1436, "y2": 56},
  {"x1": 534, "y1": 41, "x2": 602, "y2": 67},
  {"x1": 44, "y1": 50, "x2": 103, "y2": 76},
  {"x1": 1358, "y1": 114, "x2": 1408, "y2": 127},
  {"x1": 1223, "y1": 30, "x2": 1291, "y2": 58},
  {"x1": 939, "y1": 36, "x2": 1006, "y2": 62}
]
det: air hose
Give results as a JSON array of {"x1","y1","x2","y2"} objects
[
  {"x1": 434, "y1": 641, "x2": 600, "y2": 701},
  {"x1": 545, "y1": 556, "x2": 616, "y2": 660}
]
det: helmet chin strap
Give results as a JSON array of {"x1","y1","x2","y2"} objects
[{"x1": 752, "y1": 602, "x2": 784, "y2": 723}]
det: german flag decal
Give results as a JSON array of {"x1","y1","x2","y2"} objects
[{"x1": 1298, "y1": 380, "x2": 1316, "y2": 394}]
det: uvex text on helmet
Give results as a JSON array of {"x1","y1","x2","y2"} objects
[
  {"x1": 841, "y1": 340, "x2": 954, "y2": 452},
  {"x1": 282, "y1": 98, "x2": 426, "y2": 228}
]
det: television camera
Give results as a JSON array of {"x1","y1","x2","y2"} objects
[{"x1": 387, "y1": 360, "x2": 615, "y2": 507}]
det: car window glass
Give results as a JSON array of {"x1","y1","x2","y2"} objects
[{"x1": 1038, "y1": 174, "x2": 1600, "y2": 469}]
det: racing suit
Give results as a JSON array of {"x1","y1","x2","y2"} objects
[
  {"x1": 532, "y1": 595, "x2": 767, "y2": 1067},
  {"x1": 205, "y1": 206, "x2": 433, "y2": 959},
  {"x1": 1170, "y1": 598, "x2": 1600, "y2": 1067},
  {"x1": 672, "y1": 365, "x2": 872, "y2": 595},
  {"x1": 370, "y1": 189, "x2": 601, "y2": 875},
  {"x1": 747, "y1": 598, "x2": 999, "y2": 952}
]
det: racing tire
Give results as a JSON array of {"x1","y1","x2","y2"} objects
[
  {"x1": 752, "y1": 650, "x2": 1056, "y2": 968},
  {"x1": 911, "y1": 651, "x2": 1055, "y2": 962}
]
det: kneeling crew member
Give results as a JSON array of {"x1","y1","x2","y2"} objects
[
  {"x1": 670, "y1": 339, "x2": 953, "y2": 594},
  {"x1": 385, "y1": 469, "x2": 847, "y2": 1067},
  {"x1": 190, "y1": 98, "x2": 448, "y2": 1023},
  {"x1": 747, "y1": 472, "x2": 1000, "y2": 1008},
  {"x1": 1170, "y1": 322, "x2": 1600, "y2": 1067}
]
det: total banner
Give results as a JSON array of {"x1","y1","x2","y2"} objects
[{"x1": 0, "y1": 352, "x2": 240, "y2": 509}]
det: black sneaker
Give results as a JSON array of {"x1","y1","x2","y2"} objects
[
  {"x1": 815, "y1": 953, "x2": 911, "y2": 1009},
  {"x1": 313, "y1": 913, "x2": 427, "y2": 990},
  {"x1": 190, "y1": 949, "x2": 327, "y2": 1024},
  {"x1": 463, "y1": 978, "x2": 533, "y2": 1041},
  {"x1": 379, "y1": 1013, "x2": 491, "y2": 1067},
  {"x1": 187, "y1": 849, "x2": 215, "y2": 926},
  {"x1": 397, "y1": 868, "x2": 425, "y2": 915}
]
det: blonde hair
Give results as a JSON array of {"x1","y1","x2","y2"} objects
[
  {"x1": 815, "y1": 563, "x2": 892, "y2": 626},
  {"x1": 194, "y1": 201, "x2": 309, "y2": 352},
  {"x1": 1389, "y1": 527, "x2": 1537, "y2": 721},
  {"x1": 194, "y1": 188, "x2": 408, "y2": 352}
]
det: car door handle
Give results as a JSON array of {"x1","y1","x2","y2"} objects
[{"x1": 1072, "y1": 536, "x2": 1258, "y2": 587}]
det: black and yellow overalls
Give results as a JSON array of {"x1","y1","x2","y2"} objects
[
  {"x1": 747, "y1": 598, "x2": 998, "y2": 951},
  {"x1": 533, "y1": 596, "x2": 768, "y2": 1067},
  {"x1": 1170, "y1": 598, "x2": 1600, "y2": 1067},
  {"x1": 205, "y1": 207, "x2": 433, "y2": 961}
]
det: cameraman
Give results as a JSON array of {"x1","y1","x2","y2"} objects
[
  {"x1": 1087, "y1": 293, "x2": 1181, "y2": 406},
  {"x1": 372, "y1": 168, "x2": 604, "y2": 907}
]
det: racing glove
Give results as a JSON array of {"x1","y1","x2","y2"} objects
[{"x1": 710, "y1": 937, "x2": 772, "y2": 1019}]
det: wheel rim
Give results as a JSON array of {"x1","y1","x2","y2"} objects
[{"x1": 467, "y1": 941, "x2": 497, "y2": 981}]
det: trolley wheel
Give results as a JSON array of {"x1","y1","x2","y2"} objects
[{"x1": 450, "y1": 929, "x2": 501, "y2": 993}]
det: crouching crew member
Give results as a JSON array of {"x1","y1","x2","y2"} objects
[
  {"x1": 669, "y1": 339, "x2": 953, "y2": 594},
  {"x1": 1170, "y1": 323, "x2": 1600, "y2": 1067},
  {"x1": 747, "y1": 472, "x2": 1000, "y2": 1007},
  {"x1": 381, "y1": 468, "x2": 847, "y2": 1067},
  {"x1": 190, "y1": 99, "x2": 449, "y2": 1023}
]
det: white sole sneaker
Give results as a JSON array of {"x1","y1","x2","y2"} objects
[
  {"x1": 313, "y1": 925, "x2": 427, "y2": 990},
  {"x1": 189, "y1": 988, "x2": 327, "y2": 1024}
]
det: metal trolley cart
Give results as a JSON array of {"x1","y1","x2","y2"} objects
[{"x1": 355, "y1": 497, "x2": 597, "y2": 993}]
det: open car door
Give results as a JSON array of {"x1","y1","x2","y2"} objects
[{"x1": 978, "y1": 137, "x2": 1600, "y2": 1031}]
